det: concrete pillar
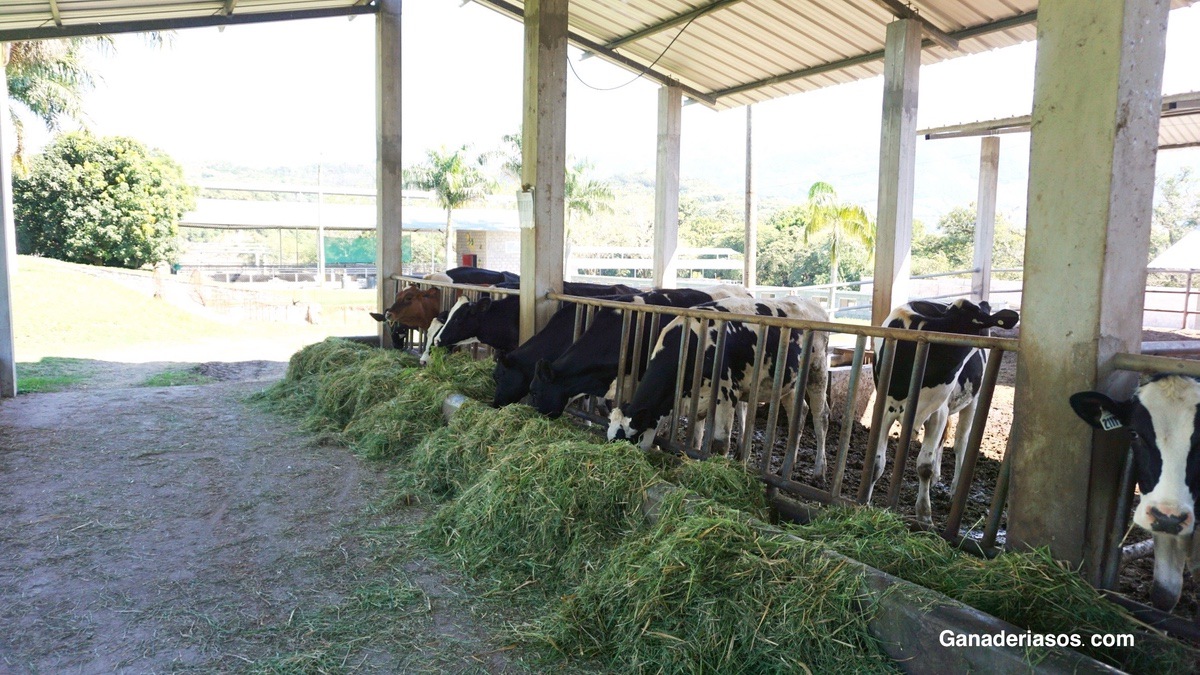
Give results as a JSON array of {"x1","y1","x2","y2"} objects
[
  {"x1": 376, "y1": 0, "x2": 404, "y2": 348},
  {"x1": 972, "y1": 136, "x2": 999, "y2": 303},
  {"x1": 518, "y1": 0, "x2": 567, "y2": 342},
  {"x1": 871, "y1": 19, "x2": 921, "y2": 325},
  {"x1": 744, "y1": 105, "x2": 757, "y2": 290},
  {"x1": 1008, "y1": 0, "x2": 1170, "y2": 580},
  {"x1": 653, "y1": 84, "x2": 682, "y2": 289},
  {"x1": 0, "y1": 46, "x2": 16, "y2": 397}
]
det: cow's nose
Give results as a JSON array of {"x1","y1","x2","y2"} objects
[{"x1": 1147, "y1": 506, "x2": 1192, "y2": 535}]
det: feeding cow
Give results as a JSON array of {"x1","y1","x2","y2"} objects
[
  {"x1": 370, "y1": 272, "x2": 453, "y2": 349},
  {"x1": 607, "y1": 296, "x2": 830, "y2": 473},
  {"x1": 1071, "y1": 375, "x2": 1200, "y2": 612},
  {"x1": 864, "y1": 299, "x2": 1019, "y2": 524},
  {"x1": 524, "y1": 287, "x2": 742, "y2": 416},
  {"x1": 426, "y1": 282, "x2": 640, "y2": 364}
]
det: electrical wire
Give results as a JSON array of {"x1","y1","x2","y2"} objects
[{"x1": 567, "y1": 7, "x2": 710, "y2": 92}]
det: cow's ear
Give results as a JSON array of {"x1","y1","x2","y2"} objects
[
  {"x1": 1070, "y1": 391, "x2": 1132, "y2": 431},
  {"x1": 988, "y1": 309, "x2": 1020, "y2": 329},
  {"x1": 369, "y1": 312, "x2": 386, "y2": 322},
  {"x1": 422, "y1": 289, "x2": 440, "y2": 299},
  {"x1": 534, "y1": 359, "x2": 555, "y2": 383},
  {"x1": 473, "y1": 297, "x2": 492, "y2": 314}
]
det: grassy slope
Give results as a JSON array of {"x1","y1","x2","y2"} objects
[{"x1": 11, "y1": 255, "x2": 364, "y2": 362}]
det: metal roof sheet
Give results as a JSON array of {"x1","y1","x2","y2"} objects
[
  {"x1": 0, "y1": 0, "x2": 374, "y2": 40},
  {"x1": 473, "y1": 0, "x2": 1196, "y2": 110},
  {"x1": 1, "y1": 1, "x2": 1196, "y2": 111},
  {"x1": 917, "y1": 91, "x2": 1200, "y2": 150}
]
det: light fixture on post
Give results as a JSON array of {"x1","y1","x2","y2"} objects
[{"x1": 517, "y1": 186, "x2": 535, "y2": 229}]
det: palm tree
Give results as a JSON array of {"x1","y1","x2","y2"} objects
[
  {"x1": 5, "y1": 39, "x2": 100, "y2": 170},
  {"x1": 404, "y1": 146, "x2": 493, "y2": 268},
  {"x1": 800, "y1": 181, "x2": 874, "y2": 308}
]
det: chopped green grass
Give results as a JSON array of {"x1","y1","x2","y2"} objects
[
  {"x1": 667, "y1": 455, "x2": 769, "y2": 520},
  {"x1": 791, "y1": 507, "x2": 1196, "y2": 673}
]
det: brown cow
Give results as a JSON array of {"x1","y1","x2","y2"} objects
[{"x1": 370, "y1": 284, "x2": 443, "y2": 349}]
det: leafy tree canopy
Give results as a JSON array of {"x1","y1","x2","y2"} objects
[
  {"x1": 15, "y1": 131, "x2": 196, "y2": 269},
  {"x1": 911, "y1": 205, "x2": 1024, "y2": 276}
]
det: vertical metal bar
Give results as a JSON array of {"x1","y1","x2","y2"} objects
[
  {"x1": 1185, "y1": 271, "x2": 1195, "y2": 330},
  {"x1": 759, "y1": 327, "x2": 793, "y2": 476},
  {"x1": 1100, "y1": 446, "x2": 1138, "y2": 590},
  {"x1": 649, "y1": 313, "x2": 663, "y2": 348},
  {"x1": 858, "y1": 339, "x2": 896, "y2": 504},
  {"x1": 885, "y1": 340, "x2": 930, "y2": 508},
  {"x1": 980, "y1": 439, "x2": 1014, "y2": 550},
  {"x1": 684, "y1": 317, "x2": 711, "y2": 451},
  {"x1": 585, "y1": 305, "x2": 599, "y2": 414},
  {"x1": 739, "y1": 323, "x2": 769, "y2": 466},
  {"x1": 779, "y1": 330, "x2": 815, "y2": 480},
  {"x1": 614, "y1": 309, "x2": 633, "y2": 408},
  {"x1": 572, "y1": 304, "x2": 584, "y2": 341},
  {"x1": 830, "y1": 335, "x2": 868, "y2": 498},
  {"x1": 629, "y1": 310, "x2": 648, "y2": 383},
  {"x1": 942, "y1": 348, "x2": 1003, "y2": 538},
  {"x1": 700, "y1": 319, "x2": 729, "y2": 458},
  {"x1": 668, "y1": 317, "x2": 691, "y2": 440}
]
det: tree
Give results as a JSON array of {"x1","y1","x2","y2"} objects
[
  {"x1": 1151, "y1": 167, "x2": 1200, "y2": 261},
  {"x1": 6, "y1": 40, "x2": 98, "y2": 171},
  {"x1": 15, "y1": 132, "x2": 195, "y2": 269},
  {"x1": 797, "y1": 182, "x2": 873, "y2": 304},
  {"x1": 912, "y1": 205, "x2": 1024, "y2": 277},
  {"x1": 404, "y1": 146, "x2": 492, "y2": 268}
]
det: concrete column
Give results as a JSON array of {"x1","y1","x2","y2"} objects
[
  {"x1": 1008, "y1": 0, "x2": 1170, "y2": 579},
  {"x1": 375, "y1": 0, "x2": 404, "y2": 348},
  {"x1": 871, "y1": 19, "x2": 921, "y2": 325},
  {"x1": 972, "y1": 136, "x2": 999, "y2": 303},
  {"x1": 744, "y1": 104, "x2": 757, "y2": 290},
  {"x1": 518, "y1": 0, "x2": 567, "y2": 342},
  {"x1": 653, "y1": 84, "x2": 682, "y2": 289},
  {"x1": 0, "y1": 46, "x2": 16, "y2": 397}
]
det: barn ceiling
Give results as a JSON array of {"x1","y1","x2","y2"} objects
[
  {"x1": 1, "y1": 1, "x2": 1196, "y2": 111},
  {"x1": 472, "y1": 0, "x2": 1199, "y2": 110}
]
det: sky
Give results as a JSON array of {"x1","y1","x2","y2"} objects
[{"x1": 20, "y1": 0, "x2": 1200, "y2": 228}]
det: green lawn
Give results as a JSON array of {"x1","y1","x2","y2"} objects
[{"x1": 15, "y1": 357, "x2": 95, "y2": 393}]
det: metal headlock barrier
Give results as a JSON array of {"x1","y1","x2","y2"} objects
[
  {"x1": 545, "y1": 291, "x2": 1018, "y2": 557},
  {"x1": 387, "y1": 274, "x2": 519, "y2": 356}
]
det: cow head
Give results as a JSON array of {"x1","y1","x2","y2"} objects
[
  {"x1": 370, "y1": 285, "x2": 442, "y2": 349},
  {"x1": 491, "y1": 351, "x2": 526, "y2": 408},
  {"x1": 433, "y1": 296, "x2": 489, "y2": 349},
  {"x1": 946, "y1": 298, "x2": 1020, "y2": 331},
  {"x1": 1070, "y1": 375, "x2": 1200, "y2": 610},
  {"x1": 606, "y1": 407, "x2": 655, "y2": 451},
  {"x1": 529, "y1": 359, "x2": 571, "y2": 418}
]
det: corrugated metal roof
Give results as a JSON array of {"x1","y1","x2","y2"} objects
[
  {"x1": 2, "y1": 1, "x2": 1196, "y2": 111},
  {"x1": 917, "y1": 91, "x2": 1200, "y2": 150},
  {"x1": 0, "y1": 0, "x2": 374, "y2": 40},
  {"x1": 473, "y1": 0, "x2": 1197, "y2": 110}
]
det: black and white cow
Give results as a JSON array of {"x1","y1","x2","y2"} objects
[
  {"x1": 1071, "y1": 375, "x2": 1200, "y2": 612},
  {"x1": 864, "y1": 299, "x2": 1020, "y2": 524},
  {"x1": 607, "y1": 296, "x2": 830, "y2": 473},
  {"x1": 492, "y1": 293, "x2": 636, "y2": 408},
  {"x1": 444, "y1": 266, "x2": 519, "y2": 286},
  {"x1": 528, "y1": 286, "x2": 750, "y2": 419},
  {"x1": 426, "y1": 282, "x2": 639, "y2": 363}
]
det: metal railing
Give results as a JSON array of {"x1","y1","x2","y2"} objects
[
  {"x1": 546, "y1": 291, "x2": 1019, "y2": 553},
  {"x1": 386, "y1": 274, "x2": 520, "y2": 353}
]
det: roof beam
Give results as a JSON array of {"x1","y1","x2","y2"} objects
[
  {"x1": 603, "y1": 0, "x2": 747, "y2": 51},
  {"x1": 709, "y1": 10, "x2": 1036, "y2": 101},
  {"x1": 48, "y1": 0, "x2": 63, "y2": 27},
  {"x1": 470, "y1": 0, "x2": 717, "y2": 106},
  {"x1": 222, "y1": 0, "x2": 240, "y2": 17},
  {"x1": 869, "y1": 0, "x2": 958, "y2": 51},
  {"x1": 0, "y1": 4, "x2": 377, "y2": 42}
]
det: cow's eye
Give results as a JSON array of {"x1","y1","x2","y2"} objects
[{"x1": 1128, "y1": 430, "x2": 1140, "y2": 440}]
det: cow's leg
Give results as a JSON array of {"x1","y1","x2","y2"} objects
[
  {"x1": 948, "y1": 398, "x2": 977, "y2": 495},
  {"x1": 865, "y1": 404, "x2": 900, "y2": 503},
  {"x1": 806, "y1": 371, "x2": 830, "y2": 477},
  {"x1": 1150, "y1": 533, "x2": 1190, "y2": 611},
  {"x1": 915, "y1": 406, "x2": 951, "y2": 524}
]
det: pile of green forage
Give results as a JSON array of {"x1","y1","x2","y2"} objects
[{"x1": 259, "y1": 337, "x2": 1194, "y2": 674}]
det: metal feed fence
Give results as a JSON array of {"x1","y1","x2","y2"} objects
[
  {"x1": 546, "y1": 291, "x2": 1019, "y2": 555},
  {"x1": 387, "y1": 275, "x2": 519, "y2": 355}
]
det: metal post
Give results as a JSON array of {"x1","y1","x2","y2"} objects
[
  {"x1": 743, "y1": 104, "x2": 757, "y2": 290},
  {"x1": 376, "y1": 0, "x2": 404, "y2": 348},
  {"x1": 885, "y1": 340, "x2": 930, "y2": 508},
  {"x1": 859, "y1": 338, "x2": 897, "y2": 503},
  {"x1": 972, "y1": 136, "x2": 999, "y2": 303},
  {"x1": 943, "y1": 348, "x2": 1004, "y2": 538},
  {"x1": 830, "y1": 335, "x2": 868, "y2": 498},
  {"x1": 759, "y1": 327, "x2": 793, "y2": 475},
  {"x1": 739, "y1": 324, "x2": 769, "y2": 465}
]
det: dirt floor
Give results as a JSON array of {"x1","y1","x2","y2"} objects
[{"x1": 0, "y1": 347, "x2": 518, "y2": 673}]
